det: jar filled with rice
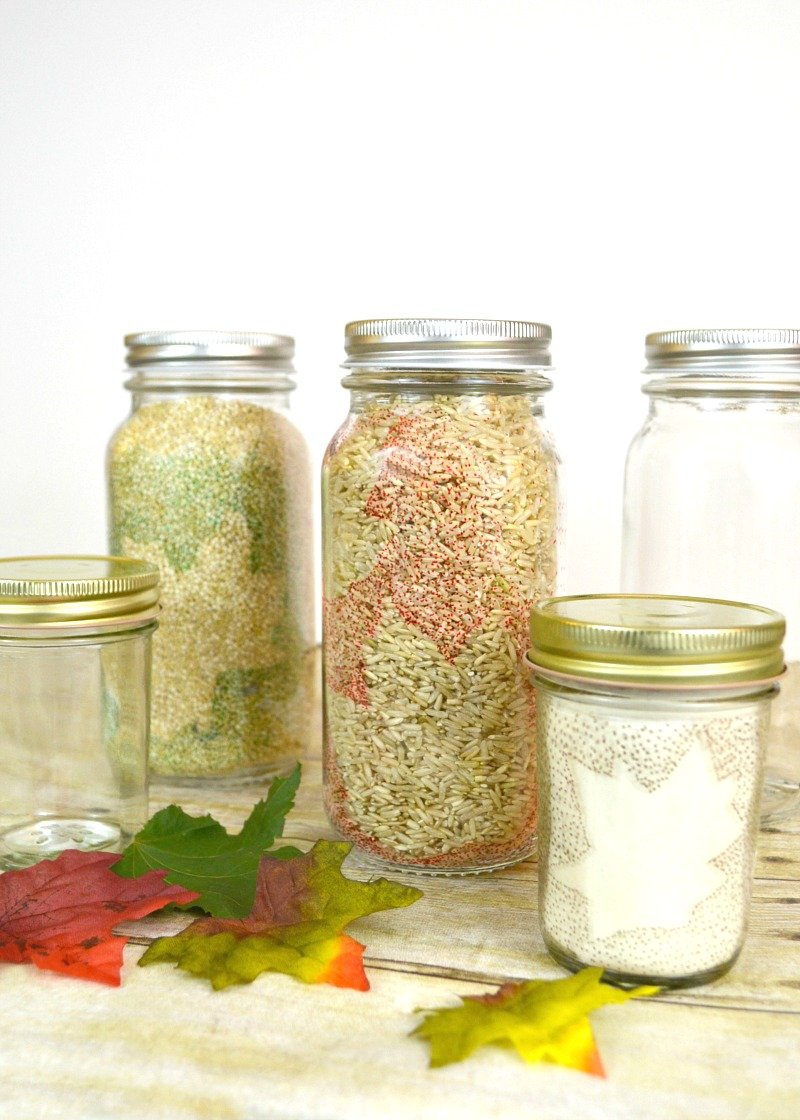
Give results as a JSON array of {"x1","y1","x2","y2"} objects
[
  {"x1": 107, "y1": 330, "x2": 315, "y2": 784},
  {"x1": 322, "y1": 318, "x2": 560, "y2": 872}
]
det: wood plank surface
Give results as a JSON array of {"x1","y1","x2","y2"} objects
[
  {"x1": 133, "y1": 754, "x2": 800, "y2": 1014},
  {"x1": 2, "y1": 661, "x2": 799, "y2": 1120}
]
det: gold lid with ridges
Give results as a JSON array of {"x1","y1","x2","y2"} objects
[
  {"x1": 0, "y1": 556, "x2": 160, "y2": 634},
  {"x1": 529, "y1": 594, "x2": 785, "y2": 686}
]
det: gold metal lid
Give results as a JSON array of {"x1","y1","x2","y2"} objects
[
  {"x1": 529, "y1": 594, "x2": 785, "y2": 686},
  {"x1": 0, "y1": 556, "x2": 160, "y2": 636}
]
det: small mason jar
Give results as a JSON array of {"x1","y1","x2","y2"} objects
[
  {"x1": 323, "y1": 318, "x2": 560, "y2": 873},
  {"x1": 107, "y1": 330, "x2": 315, "y2": 785},
  {"x1": 622, "y1": 329, "x2": 800, "y2": 822},
  {"x1": 0, "y1": 556, "x2": 159, "y2": 870},
  {"x1": 528, "y1": 594, "x2": 784, "y2": 989}
]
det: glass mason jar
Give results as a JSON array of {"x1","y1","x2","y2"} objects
[
  {"x1": 107, "y1": 330, "x2": 314, "y2": 784},
  {"x1": 0, "y1": 556, "x2": 159, "y2": 870},
  {"x1": 622, "y1": 329, "x2": 800, "y2": 823},
  {"x1": 528, "y1": 594, "x2": 784, "y2": 989},
  {"x1": 322, "y1": 318, "x2": 560, "y2": 873}
]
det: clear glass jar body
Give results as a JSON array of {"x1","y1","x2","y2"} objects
[
  {"x1": 107, "y1": 370, "x2": 315, "y2": 783},
  {"x1": 322, "y1": 375, "x2": 560, "y2": 872},
  {"x1": 622, "y1": 387, "x2": 800, "y2": 821},
  {"x1": 0, "y1": 626, "x2": 153, "y2": 870},
  {"x1": 534, "y1": 673, "x2": 774, "y2": 987}
]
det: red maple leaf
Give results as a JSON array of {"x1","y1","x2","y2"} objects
[{"x1": 0, "y1": 849, "x2": 199, "y2": 986}]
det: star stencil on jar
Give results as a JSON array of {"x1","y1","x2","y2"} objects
[{"x1": 555, "y1": 745, "x2": 743, "y2": 940}]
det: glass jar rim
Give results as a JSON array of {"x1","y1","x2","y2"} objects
[
  {"x1": 525, "y1": 655, "x2": 784, "y2": 696},
  {"x1": 123, "y1": 362, "x2": 296, "y2": 393},
  {"x1": 340, "y1": 368, "x2": 553, "y2": 393}
]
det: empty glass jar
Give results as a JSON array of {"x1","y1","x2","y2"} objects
[
  {"x1": 529, "y1": 594, "x2": 784, "y2": 988},
  {"x1": 0, "y1": 556, "x2": 158, "y2": 869},
  {"x1": 107, "y1": 330, "x2": 315, "y2": 784},
  {"x1": 322, "y1": 318, "x2": 560, "y2": 873},
  {"x1": 622, "y1": 329, "x2": 800, "y2": 822}
]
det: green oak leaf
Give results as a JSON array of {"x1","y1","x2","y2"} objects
[{"x1": 113, "y1": 764, "x2": 301, "y2": 917}]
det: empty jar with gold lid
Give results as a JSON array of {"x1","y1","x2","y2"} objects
[
  {"x1": 0, "y1": 556, "x2": 158, "y2": 869},
  {"x1": 528, "y1": 594, "x2": 784, "y2": 988}
]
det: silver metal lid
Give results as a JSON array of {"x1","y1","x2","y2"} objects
[
  {"x1": 343, "y1": 319, "x2": 552, "y2": 370},
  {"x1": 645, "y1": 328, "x2": 800, "y2": 380},
  {"x1": 125, "y1": 330, "x2": 295, "y2": 367}
]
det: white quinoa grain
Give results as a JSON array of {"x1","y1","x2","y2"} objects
[{"x1": 108, "y1": 396, "x2": 314, "y2": 780}]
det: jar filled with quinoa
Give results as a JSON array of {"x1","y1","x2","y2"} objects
[
  {"x1": 107, "y1": 330, "x2": 314, "y2": 784},
  {"x1": 322, "y1": 318, "x2": 560, "y2": 872}
]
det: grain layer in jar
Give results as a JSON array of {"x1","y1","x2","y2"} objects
[
  {"x1": 107, "y1": 331, "x2": 315, "y2": 784},
  {"x1": 322, "y1": 319, "x2": 559, "y2": 873},
  {"x1": 528, "y1": 594, "x2": 784, "y2": 988}
]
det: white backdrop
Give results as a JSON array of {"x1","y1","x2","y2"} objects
[{"x1": 1, "y1": 0, "x2": 799, "y2": 608}]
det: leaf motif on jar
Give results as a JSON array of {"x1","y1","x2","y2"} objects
[
  {"x1": 324, "y1": 411, "x2": 528, "y2": 706},
  {"x1": 554, "y1": 745, "x2": 743, "y2": 940}
]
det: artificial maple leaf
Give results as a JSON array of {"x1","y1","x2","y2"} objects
[
  {"x1": 114, "y1": 764, "x2": 301, "y2": 917},
  {"x1": 412, "y1": 968, "x2": 657, "y2": 1074},
  {"x1": 139, "y1": 839, "x2": 422, "y2": 990},
  {"x1": 0, "y1": 849, "x2": 199, "y2": 986},
  {"x1": 555, "y1": 746, "x2": 741, "y2": 939}
]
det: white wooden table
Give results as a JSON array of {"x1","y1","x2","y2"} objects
[{"x1": 2, "y1": 701, "x2": 799, "y2": 1119}]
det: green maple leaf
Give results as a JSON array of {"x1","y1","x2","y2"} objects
[
  {"x1": 412, "y1": 968, "x2": 657, "y2": 1075},
  {"x1": 139, "y1": 840, "x2": 423, "y2": 990},
  {"x1": 114, "y1": 765, "x2": 302, "y2": 917}
]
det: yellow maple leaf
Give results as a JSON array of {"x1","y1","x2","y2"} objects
[{"x1": 412, "y1": 968, "x2": 657, "y2": 1074}]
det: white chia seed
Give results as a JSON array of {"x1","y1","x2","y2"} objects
[{"x1": 537, "y1": 686, "x2": 770, "y2": 981}]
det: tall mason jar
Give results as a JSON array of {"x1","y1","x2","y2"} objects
[
  {"x1": 107, "y1": 331, "x2": 314, "y2": 784},
  {"x1": 322, "y1": 318, "x2": 560, "y2": 873},
  {"x1": 622, "y1": 329, "x2": 800, "y2": 822}
]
